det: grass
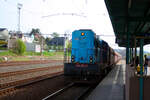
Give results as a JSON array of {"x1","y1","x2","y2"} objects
[
  {"x1": 10, "y1": 57, "x2": 32, "y2": 61},
  {"x1": 0, "y1": 51, "x2": 64, "y2": 57},
  {"x1": 23, "y1": 51, "x2": 64, "y2": 56},
  {"x1": 24, "y1": 52, "x2": 41, "y2": 56},
  {"x1": 0, "y1": 51, "x2": 65, "y2": 61},
  {"x1": 0, "y1": 51, "x2": 17, "y2": 56},
  {"x1": 0, "y1": 47, "x2": 7, "y2": 50}
]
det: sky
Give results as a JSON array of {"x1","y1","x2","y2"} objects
[{"x1": 0, "y1": 0, "x2": 125, "y2": 49}]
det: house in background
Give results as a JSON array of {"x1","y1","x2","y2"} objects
[
  {"x1": 25, "y1": 42, "x2": 41, "y2": 52},
  {"x1": 22, "y1": 33, "x2": 41, "y2": 52},
  {"x1": 8, "y1": 32, "x2": 40, "y2": 52},
  {"x1": 47, "y1": 37, "x2": 65, "y2": 50},
  {"x1": 48, "y1": 37, "x2": 65, "y2": 46},
  {"x1": 22, "y1": 34, "x2": 34, "y2": 43}
]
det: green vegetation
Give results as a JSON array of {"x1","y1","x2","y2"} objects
[
  {"x1": 13, "y1": 39, "x2": 26, "y2": 55},
  {"x1": 24, "y1": 51, "x2": 64, "y2": 56},
  {"x1": 0, "y1": 50, "x2": 17, "y2": 56},
  {"x1": 51, "y1": 32, "x2": 59, "y2": 38},
  {"x1": 0, "y1": 47, "x2": 7, "y2": 50},
  {"x1": 0, "y1": 50, "x2": 64, "y2": 61},
  {"x1": 10, "y1": 57, "x2": 32, "y2": 61},
  {"x1": 48, "y1": 45, "x2": 64, "y2": 51},
  {"x1": 0, "y1": 51, "x2": 64, "y2": 57},
  {"x1": 146, "y1": 53, "x2": 150, "y2": 56},
  {"x1": 66, "y1": 42, "x2": 72, "y2": 50},
  {"x1": 0, "y1": 57, "x2": 3, "y2": 62},
  {"x1": 30, "y1": 28, "x2": 41, "y2": 36}
]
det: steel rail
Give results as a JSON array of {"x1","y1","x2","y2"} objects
[
  {"x1": 0, "y1": 72, "x2": 63, "y2": 96},
  {"x1": 0, "y1": 65, "x2": 63, "y2": 77},
  {"x1": 42, "y1": 83, "x2": 74, "y2": 100}
]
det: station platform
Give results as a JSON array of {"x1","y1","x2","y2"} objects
[{"x1": 87, "y1": 61, "x2": 125, "y2": 100}]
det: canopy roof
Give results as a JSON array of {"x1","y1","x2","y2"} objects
[{"x1": 104, "y1": 0, "x2": 150, "y2": 47}]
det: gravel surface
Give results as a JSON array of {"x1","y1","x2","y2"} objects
[
  {"x1": 0, "y1": 62, "x2": 63, "y2": 73},
  {"x1": 0, "y1": 75, "x2": 69, "y2": 100},
  {"x1": 0, "y1": 66, "x2": 63, "y2": 84}
]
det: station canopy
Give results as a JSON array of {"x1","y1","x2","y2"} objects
[{"x1": 104, "y1": 0, "x2": 150, "y2": 47}]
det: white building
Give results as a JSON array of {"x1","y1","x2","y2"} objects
[
  {"x1": 25, "y1": 42, "x2": 41, "y2": 52},
  {"x1": 22, "y1": 34, "x2": 34, "y2": 43}
]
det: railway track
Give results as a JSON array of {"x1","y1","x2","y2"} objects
[
  {"x1": 0, "y1": 61, "x2": 108, "y2": 100},
  {"x1": 42, "y1": 82, "x2": 94, "y2": 100},
  {"x1": 0, "y1": 60, "x2": 62, "y2": 67},
  {"x1": 42, "y1": 83, "x2": 74, "y2": 100},
  {"x1": 0, "y1": 72, "x2": 63, "y2": 96},
  {"x1": 0, "y1": 74, "x2": 69, "y2": 100},
  {"x1": 0, "y1": 65, "x2": 63, "y2": 78},
  {"x1": 0, "y1": 65, "x2": 63, "y2": 89},
  {"x1": 0, "y1": 73, "x2": 105, "y2": 100}
]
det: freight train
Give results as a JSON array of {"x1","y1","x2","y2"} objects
[{"x1": 64, "y1": 29, "x2": 121, "y2": 79}]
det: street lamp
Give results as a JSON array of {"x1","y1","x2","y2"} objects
[{"x1": 17, "y1": 3, "x2": 23, "y2": 33}]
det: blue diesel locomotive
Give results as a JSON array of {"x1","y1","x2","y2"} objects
[{"x1": 64, "y1": 29, "x2": 119, "y2": 79}]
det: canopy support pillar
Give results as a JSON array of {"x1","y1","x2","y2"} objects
[
  {"x1": 139, "y1": 38, "x2": 144, "y2": 100},
  {"x1": 126, "y1": 33, "x2": 130, "y2": 64}
]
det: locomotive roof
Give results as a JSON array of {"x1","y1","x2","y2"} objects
[
  {"x1": 99, "y1": 39, "x2": 109, "y2": 48},
  {"x1": 104, "y1": 0, "x2": 150, "y2": 47},
  {"x1": 78, "y1": 29, "x2": 95, "y2": 33},
  {"x1": 100, "y1": 39, "x2": 108, "y2": 44},
  {"x1": 78, "y1": 29, "x2": 93, "y2": 31}
]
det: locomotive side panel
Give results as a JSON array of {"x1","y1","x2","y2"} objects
[{"x1": 98, "y1": 40, "x2": 110, "y2": 69}]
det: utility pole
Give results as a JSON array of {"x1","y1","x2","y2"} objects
[
  {"x1": 64, "y1": 34, "x2": 67, "y2": 63},
  {"x1": 17, "y1": 3, "x2": 23, "y2": 33},
  {"x1": 41, "y1": 36, "x2": 43, "y2": 56}
]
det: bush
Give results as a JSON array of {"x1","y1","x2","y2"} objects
[
  {"x1": 13, "y1": 39, "x2": 26, "y2": 55},
  {"x1": 0, "y1": 57, "x2": 3, "y2": 62}
]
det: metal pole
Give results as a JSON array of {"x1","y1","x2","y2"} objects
[
  {"x1": 134, "y1": 38, "x2": 137, "y2": 68},
  {"x1": 64, "y1": 34, "x2": 67, "y2": 63},
  {"x1": 17, "y1": 3, "x2": 22, "y2": 33},
  {"x1": 41, "y1": 37, "x2": 43, "y2": 56},
  {"x1": 18, "y1": 8, "x2": 20, "y2": 32},
  {"x1": 131, "y1": 48, "x2": 133, "y2": 63},
  {"x1": 130, "y1": 48, "x2": 132, "y2": 63},
  {"x1": 139, "y1": 39, "x2": 144, "y2": 100},
  {"x1": 126, "y1": 33, "x2": 130, "y2": 64},
  {"x1": 129, "y1": 48, "x2": 131, "y2": 63}
]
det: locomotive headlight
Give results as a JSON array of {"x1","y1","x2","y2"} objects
[
  {"x1": 71, "y1": 56, "x2": 75, "y2": 62},
  {"x1": 81, "y1": 32, "x2": 85, "y2": 36},
  {"x1": 90, "y1": 56, "x2": 93, "y2": 63}
]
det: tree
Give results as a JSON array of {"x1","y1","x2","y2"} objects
[
  {"x1": 65, "y1": 40, "x2": 72, "y2": 50},
  {"x1": 45, "y1": 37, "x2": 51, "y2": 45},
  {"x1": 51, "y1": 32, "x2": 59, "y2": 38},
  {"x1": 38, "y1": 36, "x2": 46, "y2": 55},
  {"x1": 30, "y1": 28, "x2": 41, "y2": 36},
  {"x1": 30, "y1": 28, "x2": 41, "y2": 41}
]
